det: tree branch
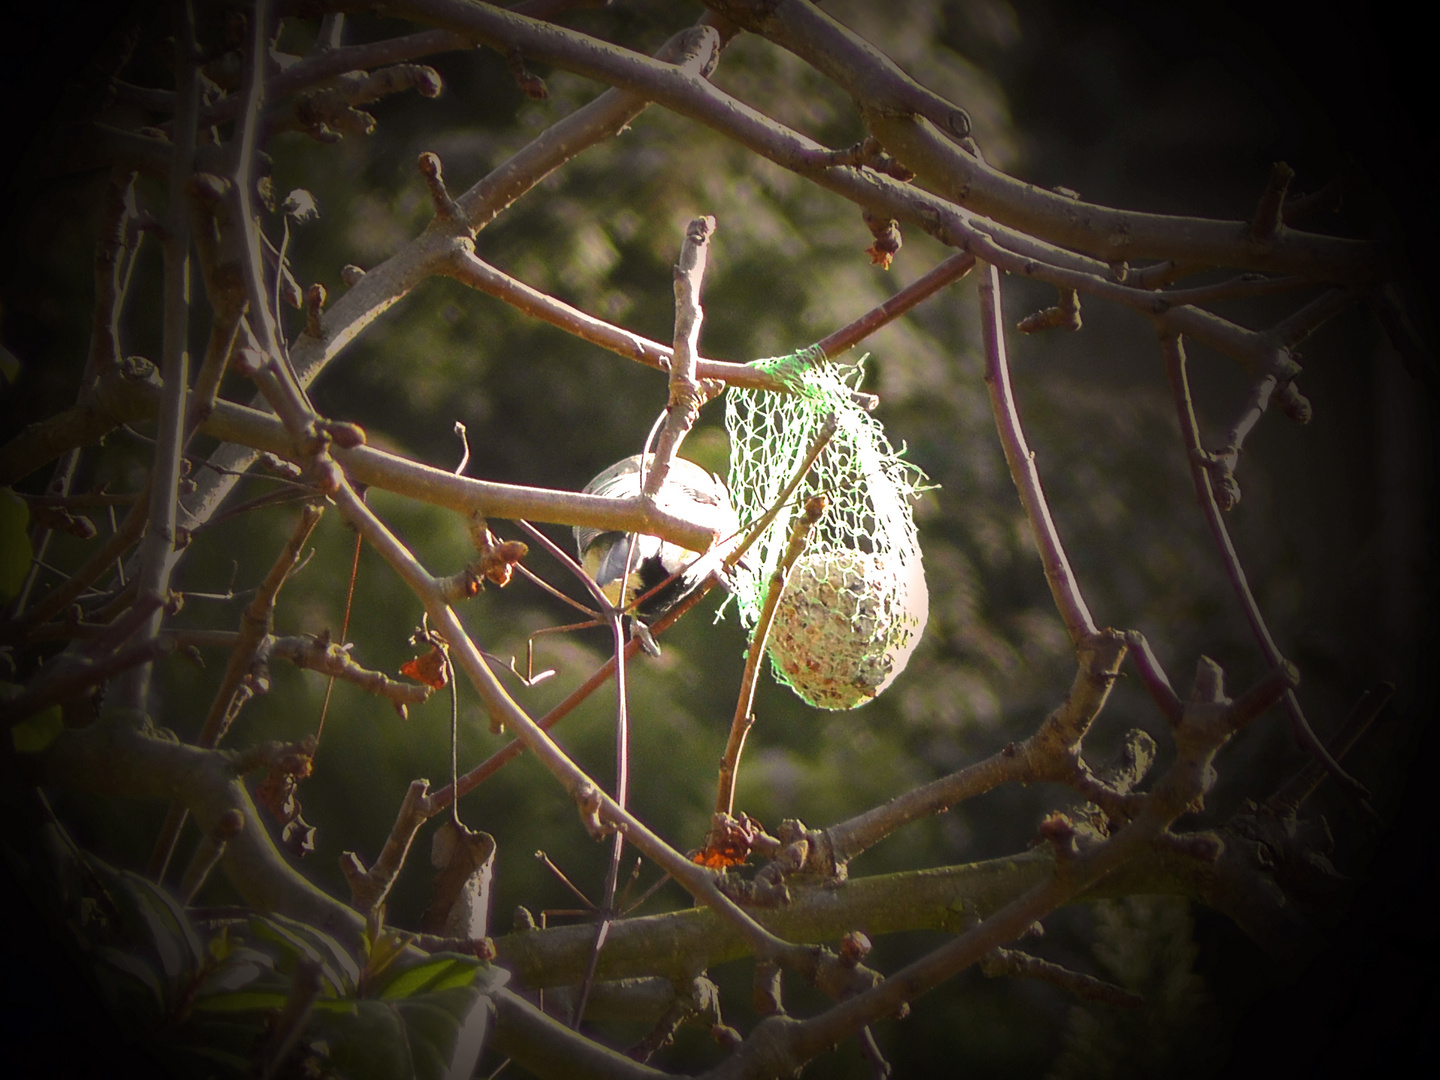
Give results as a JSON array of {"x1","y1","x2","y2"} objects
[
  {"x1": 1161, "y1": 333, "x2": 1368, "y2": 800},
  {"x1": 177, "y1": 19, "x2": 727, "y2": 539},
  {"x1": 328, "y1": 478, "x2": 812, "y2": 969},
  {"x1": 977, "y1": 262, "x2": 1097, "y2": 643},
  {"x1": 646, "y1": 214, "x2": 717, "y2": 498},
  {"x1": 106, "y1": 1, "x2": 201, "y2": 718},
  {"x1": 380, "y1": 0, "x2": 1381, "y2": 281},
  {"x1": 706, "y1": 0, "x2": 1375, "y2": 278}
]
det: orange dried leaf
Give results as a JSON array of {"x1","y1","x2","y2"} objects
[
  {"x1": 401, "y1": 646, "x2": 450, "y2": 688},
  {"x1": 691, "y1": 842, "x2": 750, "y2": 869}
]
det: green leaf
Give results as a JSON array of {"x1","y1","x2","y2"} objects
[
  {"x1": 375, "y1": 955, "x2": 478, "y2": 1000},
  {"x1": 83, "y1": 856, "x2": 206, "y2": 995},
  {"x1": 192, "y1": 987, "x2": 291, "y2": 1014},
  {"x1": 394, "y1": 989, "x2": 490, "y2": 1080},
  {"x1": 197, "y1": 947, "x2": 276, "y2": 996},
  {"x1": 360, "y1": 924, "x2": 414, "y2": 986},
  {"x1": 10, "y1": 704, "x2": 63, "y2": 753},
  {"x1": 249, "y1": 912, "x2": 359, "y2": 997},
  {"x1": 290, "y1": 982, "x2": 496, "y2": 1080},
  {"x1": 391, "y1": 1000, "x2": 453, "y2": 1079},
  {"x1": 314, "y1": 999, "x2": 413, "y2": 1080},
  {"x1": 94, "y1": 945, "x2": 166, "y2": 1012},
  {"x1": 0, "y1": 489, "x2": 31, "y2": 602},
  {"x1": 438, "y1": 990, "x2": 491, "y2": 1080},
  {"x1": 311, "y1": 998, "x2": 361, "y2": 1016}
]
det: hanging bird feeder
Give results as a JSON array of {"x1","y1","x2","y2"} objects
[{"x1": 725, "y1": 348, "x2": 930, "y2": 710}]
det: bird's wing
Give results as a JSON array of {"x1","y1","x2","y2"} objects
[
  {"x1": 655, "y1": 460, "x2": 740, "y2": 547},
  {"x1": 574, "y1": 454, "x2": 644, "y2": 558},
  {"x1": 589, "y1": 530, "x2": 663, "y2": 587},
  {"x1": 574, "y1": 454, "x2": 739, "y2": 566}
]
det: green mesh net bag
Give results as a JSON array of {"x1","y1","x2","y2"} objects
[{"x1": 724, "y1": 347, "x2": 930, "y2": 710}]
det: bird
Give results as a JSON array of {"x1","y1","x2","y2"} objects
[{"x1": 574, "y1": 454, "x2": 740, "y2": 616}]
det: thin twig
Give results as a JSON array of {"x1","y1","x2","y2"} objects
[
  {"x1": 716, "y1": 495, "x2": 826, "y2": 817},
  {"x1": 340, "y1": 780, "x2": 439, "y2": 915},
  {"x1": 390, "y1": 0, "x2": 1379, "y2": 280},
  {"x1": 107, "y1": 1, "x2": 201, "y2": 718},
  {"x1": 1, "y1": 490, "x2": 150, "y2": 646},
  {"x1": 1122, "y1": 630, "x2": 1183, "y2": 724},
  {"x1": 428, "y1": 572, "x2": 717, "y2": 812},
  {"x1": 814, "y1": 252, "x2": 976, "y2": 360},
  {"x1": 977, "y1": 262, "x2": 1098, "y2": 643},
  {"x1": 147, "y1": 503, "x2": 324, "y2": 881},
  {"x1": 980, "y1": 946, "x2": 1144, "y2": 1008},
  {"x1": 569, "y1": 586, "x2": 630, "y2": 1028},
  {"x1": 444, "y1": 248, "x2": 780, "y2": 391},
  {"x1": 231, "y1": 0, "x2": 282, "y2": 363},
  {"x1": 186, "y1": 302, "x2": 247, "y2": 440},
  {"x1": 1271, "y1": 285, "x2": 1366, "y2": 349},
  {"x1": 1269, "y1": 681, "x2": 1394, "y2": 812},
  {"x1": 814, "y1": 633, "x2": 1127, "y2": 874},
  {"x1": 176, "y1": 19, "x2": 728, "y2": 539},
  {"x1": 1161, "y1": 333, "x2": 1369, "y2": 800},
  {"x1": 330, "y1": 477, "x2": 809, "y2": 968},
  {"x1": 645, "y1": 215, "x2": 717, "y2": 498}
]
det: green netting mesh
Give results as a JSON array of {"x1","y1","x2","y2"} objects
[{"x1": 724, "y1": 347, "x2": 931, "y2": 710}]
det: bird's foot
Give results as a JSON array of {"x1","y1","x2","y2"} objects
[{"x1": 626, "y1": 615, "x2": 662, "y2": 657}]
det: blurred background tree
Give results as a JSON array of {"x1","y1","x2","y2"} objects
[{"x1": 1, "y1": 1, "x2": 1433, "y2": 1077}]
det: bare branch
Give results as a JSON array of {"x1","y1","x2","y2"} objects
[
  {"x1": 490, "y1": 985, "x2": 670, "y2": 1080},
  {"x1": 106, "y1": 1, "x2": 202, "y2": 718},
  {"x1": 86, "y1": 172, "x2": 138, "y2": 380},
  {"x1": 2, "y1": 634, "x2": 176, "y2": 728},
  {"x1": 266, "y1": 634, "x2": 431, "y2": 709},
  {"x1": 147, "y1": 502, "x2": 324, "y2": 881},
  {"x1": 980, "y1": 946, "x2": 1143, "y2": 1009},
  {"x1": 387, "y1": 0, "x2": 1378, "y2": 279},
  {"x1": 709, "y1": 0, "x2": 972, "y2": 141},
  {"x1": 814, "y1": 632, "x2": 1127, "y2": 874},
  {"x1": 443, "y1": 247, "x2": 781, "y2": 390},
  {"x1": 177, "y1": 20, "x2": 728, "y2": 539},
  {"x1": 328, "y1": 478, "x2": 812, "y2": 968},
  {"x1": 716, "y1": 494, "x2": 827, "y2": 818},
  {"x1": 1162, "y1": 333, "x2": 1368, "y2": 800},
  {"x1": 977, "y1": 262, "x2": 1098, "y2": 643},
  {"x1": 1248, "y1": 161, "x2": 1295, "y2": 242},
  {"x1": 1, "y1": 490, "x2": 150, "y2": 646},
  {"x1": 1123, "y1": 630, "x2": 1184, "y2": 725},
  {"x1": 815, "y1": 252, "x2": 976, "y2": 359},
  {"x1": 707, "y1": 0, "x2": 1376, "y2": 278},
  {"x1": 646, "y1": 214, "x2": 718, "y2": 498},
  {"x1": 341, "y1": 779, "x2": 440, "y2": 915}
]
